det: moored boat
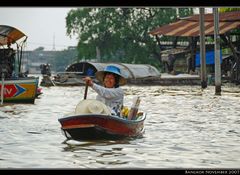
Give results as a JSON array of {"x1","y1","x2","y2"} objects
[
  {"x1": 0, "y1": 25, "x2": 40, "y2": 104},
  {"x1": 40, "y1": 61, "x2": 161, "y2": 87},
  {"x1": 1, "y1": 77, "x2": 39, "y2": 103}
]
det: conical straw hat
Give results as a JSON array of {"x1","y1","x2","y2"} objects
[
  {"x1": 95, "y1": 65, "x2": 127, "y2": 86},
  {"x1": 75, "y1": 99, "x2": 111, "y2": 115}
]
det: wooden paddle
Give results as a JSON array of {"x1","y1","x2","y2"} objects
[{"x1": 84, "y1": 83, "x2": 88, "y2": 100}]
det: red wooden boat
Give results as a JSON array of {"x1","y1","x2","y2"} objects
[{"x1": 58, "y1": 113, "x2": 146, "y2": 141}]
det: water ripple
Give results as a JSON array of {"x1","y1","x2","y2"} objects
[{"x1": 0, "y1": 84, "x2": 240, "y2": 168}]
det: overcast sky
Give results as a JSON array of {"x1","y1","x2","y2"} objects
[{"x1": 0, "y1": 7, "x2": 78, "y2": 51}]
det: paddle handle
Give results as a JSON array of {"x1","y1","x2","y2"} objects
[
  {"x1": 84, "y1": 83, "x2": 88, "y2": 100},
  {"x1": 1, "y1": 73, "x2": 5, "y2": 105}
]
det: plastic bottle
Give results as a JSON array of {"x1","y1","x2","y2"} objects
[{"x1": 127, "y1": 96, "x2": 141, "y2": 120}]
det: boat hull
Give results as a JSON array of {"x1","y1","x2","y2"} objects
[
  {"x1": 0, "y1": 77, "x2": 39, "y2": 103},
  {"x1": 58, "y1": 114, "x2": 146, "y2": 141}
]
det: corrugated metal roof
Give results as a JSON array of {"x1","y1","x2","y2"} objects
[{"x1": 149, "y1": 11, "x2": 240, "y2": 37}]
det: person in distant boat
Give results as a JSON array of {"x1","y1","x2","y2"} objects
[
  {"x1": 83, "y1": 65, "x2": 127, "y2": 116},
  {"x1": 86, "y1": 67, "x2": 94, "y2": 76}
]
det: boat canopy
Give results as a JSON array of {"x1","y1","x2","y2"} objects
[
  {"x1": 65, "y1": 61, "x2": 160, "y2": 79},
  {"x1": 0, "y1": 25, "x2": 28, "y2": 78},
  {"x1": 0, "y1": 25, "x2": 27, "y2": 46}
]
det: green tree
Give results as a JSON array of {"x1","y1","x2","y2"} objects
[
  {"x1": 34, "y1": 46, "x2": 44, "y2": 51},
  {"x1": 66, "y1": 8, "x2": 193, "y2": 69},
  {"x1": 219, "y1": 8, "x2": 240, "y2": 13}
]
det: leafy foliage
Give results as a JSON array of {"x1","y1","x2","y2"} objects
[
  {"x1": 34, "y1": 46, "x2": 45, "y2": 51},
  {"x1": 219, "y1": 8, "x2": 240, "y2": 13},
  {"x1": 66, "y1": 8, "x2": 193, "y2": 69}
]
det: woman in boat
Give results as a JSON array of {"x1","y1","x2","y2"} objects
[{"x1": 83, "y1": 65, "x2": 126, "y2": 116}]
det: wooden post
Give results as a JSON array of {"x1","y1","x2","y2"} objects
[
  {"x1": 222, "y1": 34, "x2": 239, "y2": 82},
  {"x1": 1, "y1": 72, "x2": 4, "y2": 105},
  {"x1": 199, "y1": 8, "x2": 207, "y2": 88},
  {"x1": 213, "y1": 8, "x2": 221, "y2": 95},
  {"x1": 96, "y1": 46, "x2": 101, "y2": 62},
  {"x1": 189, "y1": 37, "x2": 197, "y2": 73}
]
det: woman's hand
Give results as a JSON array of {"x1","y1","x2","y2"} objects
[{"x1": 83, "y1": 77, "x2": 93, "y2": 87}]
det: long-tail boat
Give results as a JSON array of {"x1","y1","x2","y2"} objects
[{"x1": 0, "y1": 25, "x2": 40, "y2": 104}]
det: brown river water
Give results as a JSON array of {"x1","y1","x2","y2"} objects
[{"x1": 0, "y1": 77, "x2": 240, "y2": 169}]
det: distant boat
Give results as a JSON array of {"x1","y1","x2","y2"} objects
[
  {"x1": 40, "y1": 61, "x2": 161, "y2": 86},
  {"x1": 0, "y1": 25, "x2": 40, "y2": 104}
]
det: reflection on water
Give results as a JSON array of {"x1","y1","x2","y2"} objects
[
  {"x1": 63, "y1": 139, "x2": 130, "y2": 152},
  {"x1": 62, "y1": 139, "x2": 130, "y2": 167},
  {"x1": 0, "y1": 82, "x2": 240, "y2": 168}
]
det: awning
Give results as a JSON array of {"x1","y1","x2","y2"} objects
[
  {"x1": 149, "y1": 11, "x2": 240, "y2": 37},
  {"x1": 0, "y1": 25, "x2": 27, "y2": 45},
  {"x1": 65, "y1": 61, "x2": 161, "y2": 79}
]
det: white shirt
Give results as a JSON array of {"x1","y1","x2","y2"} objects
[{"x1": 92, "y1": 83, "x2": 124, "y2": 115}]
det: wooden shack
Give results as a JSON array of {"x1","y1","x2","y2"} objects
[{"x1": 149, "y1": 11, "x2": 240, "y2": 84}]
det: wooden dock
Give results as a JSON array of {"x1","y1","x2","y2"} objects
[{"x1": 128, "y1": 73, "x2": 201, "y2": 86}]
